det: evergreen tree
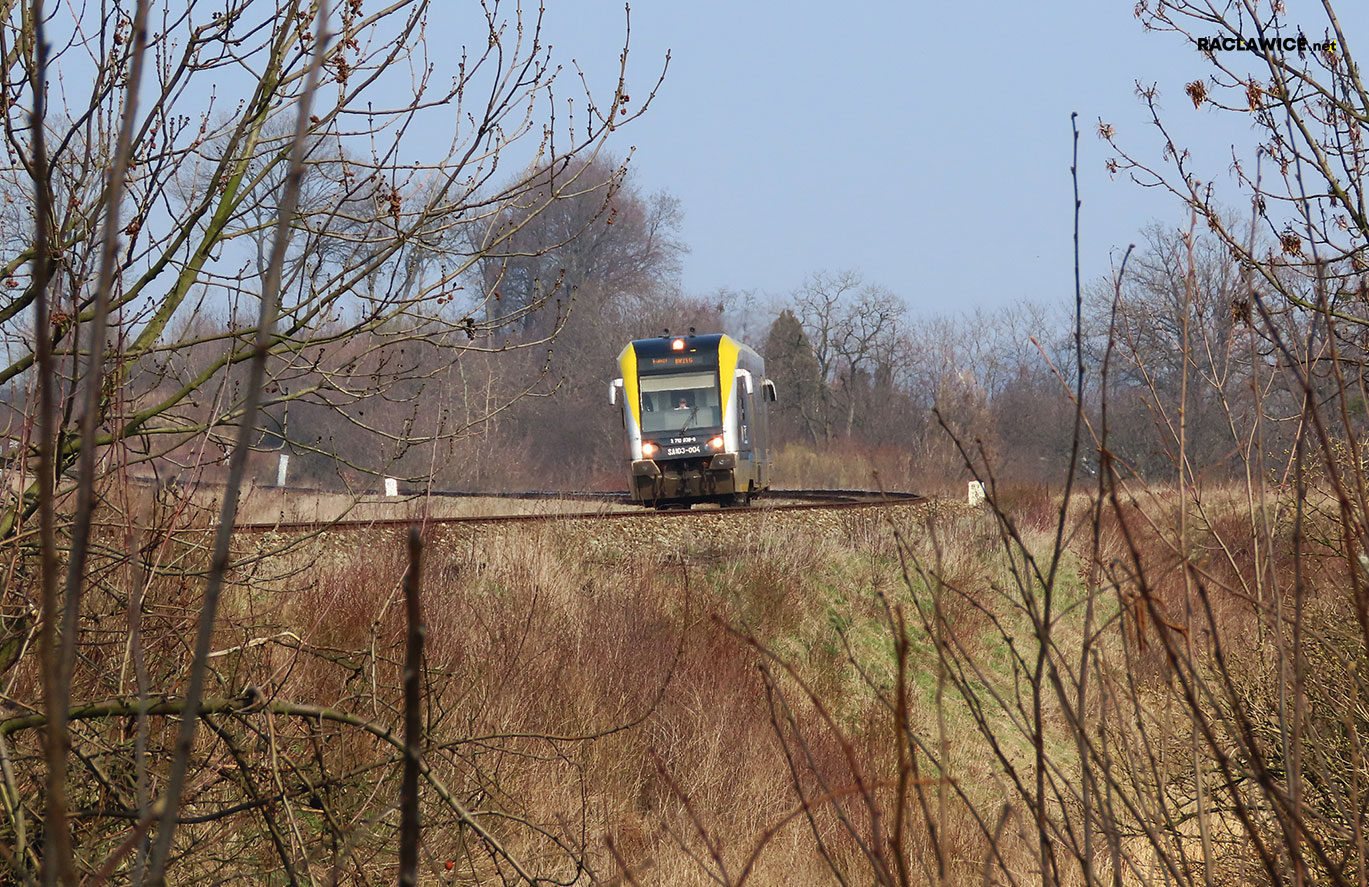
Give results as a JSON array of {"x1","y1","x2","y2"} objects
[{"x1": 763, "y1": 310, "x2": 826, "y2": 443}]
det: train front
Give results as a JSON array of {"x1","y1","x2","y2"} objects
[{"x1": 611, "y1": 334, "x2": 744, "y2": 506}]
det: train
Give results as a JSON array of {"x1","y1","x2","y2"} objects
[{"x1": 611, "y1": 332, "x2": 777, "y2": 507}]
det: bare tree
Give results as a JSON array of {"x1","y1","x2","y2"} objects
[
  {"x1": 0, "y1": 1, "x2": 667, "y2": 884},
  {"x1": 1079, "y1": 222, "x2": 1264, "y2": 479},
  {"x1": 450, "y1": 156, "x2": 689, "y2": 484},
  {"x1": 719, "y1": 38, "x2": 1369, "y2": 887},
  {"x1": 0, "y1": 0, "x2": 665, "y2": 530},
  {"x1": 790, "y1": 269, "x2": 912, "y2": 442}
]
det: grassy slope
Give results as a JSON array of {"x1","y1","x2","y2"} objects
[{"x1": 222, "y1": 498, "x2": 1102, "y2": 885}]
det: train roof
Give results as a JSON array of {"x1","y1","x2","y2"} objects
[{"x1": 625, "y1": 333, "x2": 762, "y2": 365}]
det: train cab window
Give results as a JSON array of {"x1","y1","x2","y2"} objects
[{"x1": 639, "y1": 372, "x2": 720, "y2": 433}]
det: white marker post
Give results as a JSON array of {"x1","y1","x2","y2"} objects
[
  {"x1": 275, "y1": 453, "x2": 289, "y2": 487},
  {"x1": 384, "y1": 477, "x2": 399, "y2": 497},
  {"x1": 968, "y1": 481, "x2": 986, "y2": 506}
]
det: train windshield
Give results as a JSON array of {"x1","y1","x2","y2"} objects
[{"x1": 639, "y1": 372, "x2": 721, "y2": 433}]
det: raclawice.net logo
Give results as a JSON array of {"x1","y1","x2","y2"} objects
[{"x1": 1197, "y1": 34, "x2": 1336, "y2": 53}]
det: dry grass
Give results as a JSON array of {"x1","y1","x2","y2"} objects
[
  {"x1": 231, "y1": 485, "x2": 638, "y2": 525},
  {"x1": 6, "y1": 477, "x2": 1354, "y2": 885},
  {"x1": 208, "y1": 505, "x2": 987, "y2": 885}
]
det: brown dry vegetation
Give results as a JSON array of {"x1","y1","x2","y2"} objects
[
  {"x1": 10, "y1": 480, "x2": 1354, "y2": 886},
  {"x1": 0, "y1": 501, "x2": 992, "y2": 884},
  {"x1": 6, "y1": 411, "x2": 1369, "y2": 887}
]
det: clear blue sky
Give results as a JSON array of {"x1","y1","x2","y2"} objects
[{"x1": 527, "y1": 1, "x2": 1337, "y2": 312}]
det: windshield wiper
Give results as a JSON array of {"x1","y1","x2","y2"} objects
[{"x1": 679, "y1": 405, "x2": 699, "y2": 434}]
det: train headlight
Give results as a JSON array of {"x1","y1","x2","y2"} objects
[
  {"x1": 641, "y1": 441, "x2": 658, "y2": 457},
  {"x1": 671, "y1": 338, "x2": 686, "y2": 351},
  {"x1": 709, "y1": 436, "x2": 724, "y2": 450}
]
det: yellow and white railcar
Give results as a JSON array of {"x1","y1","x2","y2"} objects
[{"x1": 611, "y1": 333, "x2": 776, "y2": 507}]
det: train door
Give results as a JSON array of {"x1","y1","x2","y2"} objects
[
  {"x1": 757, "y1": 378, "x2": 777, "y2": 486},
  {"x1": 734, "y1": 371, "x2": 756, "y2": 491},
  {"x1": 740, "y1": 383, "x2": 753, "y2": 450}
]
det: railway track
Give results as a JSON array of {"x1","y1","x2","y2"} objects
[{"x1": 234, "y1": 488, "x2": 924, "y2": 534}]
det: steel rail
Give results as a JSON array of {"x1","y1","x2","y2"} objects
[{"x1": 233, "y1": 489, "x2": 924, "y2": 534}]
